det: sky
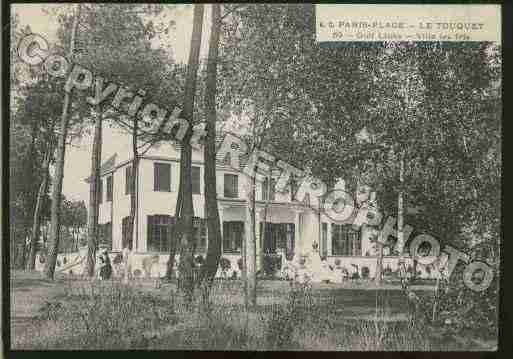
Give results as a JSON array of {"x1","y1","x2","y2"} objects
[{"x1": 13, "y1": 4, "x2": 213, "y2": 203}]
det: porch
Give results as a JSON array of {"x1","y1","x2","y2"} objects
[{"x1": 219, "y1": 200, "x2": 307, "y2": 275}]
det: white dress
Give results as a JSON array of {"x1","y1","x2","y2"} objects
[
  {"x1": 122, "y1": 248, "x2": 132, "y2": 283},
  {"x1": 306, "y1": 251, "x2": 339, "y2": 283}
]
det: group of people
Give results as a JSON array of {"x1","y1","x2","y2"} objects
[
  {"x1": 93, "y1": 246, "x2": 134, "y2": 282},
  {"x1": 281, "y1": 242, "x2": 348, "y2": 284}
]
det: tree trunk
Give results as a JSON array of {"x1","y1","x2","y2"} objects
[
  {"x1": 200, "y1": 3, "x2": 222, "y2": 294},
  {"x1": 19, "y1": 232, "x2": 28, "y2": 270},
  {"x1": 23, "y1": 122, "x2": 39, "y2": 270},
  {"x1": 244, "y1": 171, "x2": 257, "y2": 307},
  {"x1": 27, "y1": 151, "x2": 51, "y2": 270},
  {"x1": 375, "y1": 241, "x2": 383, "y2": 284},
  {"x1": 261, "y1": 173, "x2": 272, "y2": 274},
  {"x1": 397, "y1": 152, "x2": 405, "y2": 287},
  {"x1": 44, "y1": 4, "x2": 81, "y2": 280},
  {"x1": 165, "y1": 189, "x2": 182, "y2": 280},
  {"x1": 128, "y1": 126, "x2": 139, "y2": 252},
  {"x1": 86, "y1": 110, "x2": 102, "y2": 276},
  {"x1": 176, "y1": 4, "x2": 204, "y2": 302}
]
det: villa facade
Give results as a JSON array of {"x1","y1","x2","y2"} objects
[{"x1": 41, "y1": 134, "x2": 433, "y2": 280}]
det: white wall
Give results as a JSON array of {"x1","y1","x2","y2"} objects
[
  {"x1": 94, "y1": 144, "x2": 386, "y2": 272},
  {"x1": 98, "y1": 175, "x2": 112, "y2": 224},
  {"x1": 111, "y1": 163, "x2": 131, "y2": 251}
]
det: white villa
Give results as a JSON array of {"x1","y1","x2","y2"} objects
[{"x1": 39, "y1": 133, "x2": 435, "y2": 281}]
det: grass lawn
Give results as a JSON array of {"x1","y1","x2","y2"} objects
[
  {"x1": 9, "y1": 270, "x2": 496, "y2": 350},
  {"x1": 10, "y1": 270, "x2": 69, "y2": 342}
]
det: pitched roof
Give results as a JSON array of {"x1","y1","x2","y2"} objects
[
  {"x1": 84, "y1": 132, "x2": 292, "y2": 182},
  {"x1": 84, "y1": 153, "x2": 117, "y2": 183}
]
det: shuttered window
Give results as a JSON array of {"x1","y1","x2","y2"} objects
[
  {"x1": 224, "y1": 174, "x2": 238, "y2": 198},
  {"x1": 154, "y1": 162, "x2": 171, "y2": 192},
  {"x1": 106, "y1": 175, "x2": 113, "y2": 202},
  {"x1": 98, "y1": 178, "x2": 103, "y2": 204},
  {"x1": 262, "y1": 177, "x2": 276, "y2": 201},
  {"x1": 192, "y1": 166, "x2": 201, "y2": 194},
  {"x1": 99, "y1": 222, "x2": 112, "y2": 250},
  {"x1": 193, "y1": 217, "x2": 207, "y2": 251},
  {"x1": 147, "y1": 215, "x2": 175, "y2": 252},
  {"x1": 223, "y1": 221, "x2": 244, "y2": 253},
  {"x1": 125, "y1": 166, "x2": 133, "y2": 195},
  {"x1": 122, "y1": 216, "x2": 133, "y2": 250}
]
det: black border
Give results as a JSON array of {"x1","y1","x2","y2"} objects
[{"x1": 2, "y1": 1, "x2": 511, "y2": 359}]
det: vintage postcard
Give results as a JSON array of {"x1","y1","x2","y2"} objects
[{"x1": 5, "y1": 3, "x2": 502, "y2": 352}]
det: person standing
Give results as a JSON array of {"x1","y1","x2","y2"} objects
[{"x1": 100, "y1": 250, "x2": 112, "y2": 280}]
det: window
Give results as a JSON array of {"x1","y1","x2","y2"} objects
[
  {"x1": 122, "y1": 216, "x2": 133, "y2": 250},
  {"x1": 98, "y1": 222, "x2": 112, "y2": 250},
  {"x1": 125, "y1": 166, "x2": 133, "y2": 195},
  {"x1": 106, "y1": 176, "x2": 113, "y2": 202},
  {"x1": 223, "y1": 221, "x2": 244, "y2": 253},
  {"x1": 98, "y1": 178, "x2": 103, "y2": 204},
  {"x1": 224, "y1": 174, "x2": 238, "y2": 198},
  {"x1": 193, "y1": 217, "x2": 207, "y2": 251},
  {"x1": 290, "y1": 177, "x2": 299, "y2": 201},
  {"x1": 147, "y1": 215, "x2": 175, "y2": 252},
  {"x1": 260, "y1": 222, "x2": 294, "y2": 255},
  {"x1": 192, "y1": 166, "x2": 201, "y2": 194},
  {"x1": 331, "y1": 224, "x2": 361, "y2": 256},
  {"x1": 321, "y1": 223, "x2": 328, "y2": 258},
  {"x1": 262, "y1": 177, "x2": 276, "y2": 201},
  {"x1": 154, "y1": 162, "x2": 171, "y2": 192}
]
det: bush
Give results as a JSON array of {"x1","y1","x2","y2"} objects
[
  {"x1": 263, "y1": 255, "x2": 281, "y2": 277},
  {"x1": 436, "y1": 263, "x2": 499, "y2": 339}
]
